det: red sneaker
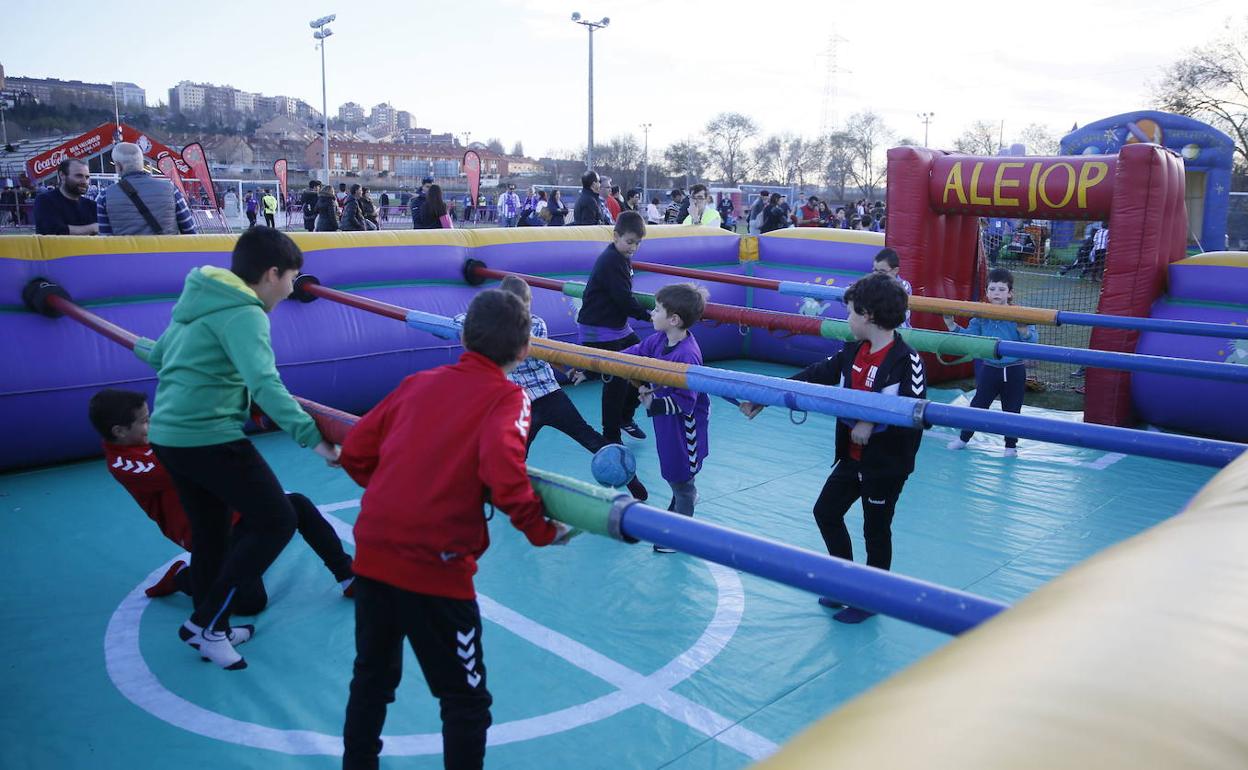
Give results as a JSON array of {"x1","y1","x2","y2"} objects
[{"x1": 145, "y1": 560, "x2": 187, "y2": 598}]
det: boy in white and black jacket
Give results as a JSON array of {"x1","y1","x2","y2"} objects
[{"x1": 741, "y1": 272, "x2": 925, "y2": 624}]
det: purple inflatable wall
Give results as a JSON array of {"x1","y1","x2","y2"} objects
[
  {"x1": 1132, "y1": 254, "x2": 1248, "y2": 441},
  {"x1": 3, "y1": 227, "x2": 885, "y2": 471}
]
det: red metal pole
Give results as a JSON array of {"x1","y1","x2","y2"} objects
[
  {"x1": 299, "y1": 282, "x2": 409, "y2": 322},
  {"x1": 630, "y1": 260, "x2": 781, "y2": 291},
  {"x1": 45, "y1": 294, "x2": 140, "y2": 350}
]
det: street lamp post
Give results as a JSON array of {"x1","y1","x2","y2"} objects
[
  {"x1": 917, "y1": 111, "x2": 935, "y2": 147},
  {"x1": 571, "y1": 12, "x2": 609, "y2": 171},
  {"x1": 640, "y1": 122, "x2": 651, "y2": 202},
  {"x1": 311, "y1": 14, "x2": 336, "y2": 184}
]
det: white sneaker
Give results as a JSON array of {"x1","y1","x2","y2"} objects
[
  {"x1": 1003, "y1": 447, "x2": 1018, "y2": 457},
  {"x1": 947, "y1": 438, "x2": 968, "y2": 450},
  {"x1": 179, "y1": 621, "x2": 247, "y2": 670}
]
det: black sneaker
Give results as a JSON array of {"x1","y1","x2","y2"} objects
[
  {"x1": 621, "y1": 422, "x2": 647, "y2": 440},
  {"x1": 817, "y1": 596, "x2": 846, "y2": 609}
]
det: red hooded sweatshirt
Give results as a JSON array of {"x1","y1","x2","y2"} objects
[{"x1": 340, "y1": 351, "x2": 556, "y2": 599}]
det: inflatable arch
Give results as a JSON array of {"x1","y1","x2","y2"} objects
[
  {"x1": 885, "y1": 143, "x2": 1188, "y2": 427},
  {"x1": 1061, "y1": 110, "x2": 1234, "y2": 252}
]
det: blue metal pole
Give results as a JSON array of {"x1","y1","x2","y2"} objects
[
  {"x1": 997, "y1": 340, "x2": 1248, "y2": 384},
  {"x1": 618, "y1": 501, "x2": 1008, "y2": 635},
  {"x1": 1057, "y1": 310, "x2": 1248, "y2": 341},
  {"x1": 922, "y1": 401, "x2": 1239, "y2": 466}
]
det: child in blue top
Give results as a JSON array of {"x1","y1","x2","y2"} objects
[
  {"x1": 872, "y1": 248, "x2": 912, "y2": 328},
  {"x1": 624, "y1": 283, "x2": 711, "y2": 554},
  {"x1": 943, "y1": 267, "x2": 1037, "y2": 456}
]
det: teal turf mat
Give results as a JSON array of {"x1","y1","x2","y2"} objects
[{"x1": 0, "y1": 360, "x2": 1214, "y2": 768}]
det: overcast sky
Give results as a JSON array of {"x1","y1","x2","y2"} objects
[{"x1": 5, "y1": 0, "x2": 1241, "y2": 156}]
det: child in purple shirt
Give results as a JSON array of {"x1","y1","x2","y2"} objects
[{"x1": 624, "y1": 283, "x2": 711, "y2": 553}]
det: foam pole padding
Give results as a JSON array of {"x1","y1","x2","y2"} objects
[
  {"x1": 618, "y1": 502, "x2": 1007, "y2": 636},
  {"x1": 1058, "y1": 310, "x2": 1248, "y2": 340},
  {"x1": 999, "y1": 339, "x2": 1248, "y2": 383}
]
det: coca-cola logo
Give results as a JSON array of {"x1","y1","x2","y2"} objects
[{"x1": 32, "y1": 150, "x2": 68, "y2": 175}]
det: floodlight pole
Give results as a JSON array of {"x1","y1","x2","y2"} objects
[
  {"x1": 640, "y1": 122, "x2": 651, "y2": 200},
  {"x1": 572, "y1": 13, "x2": 609, "y2": 171},
  {"x1": 311, "y1": 14, "x2": 337, "y2": 184},
  {"x1": 917, "y1": 112, "x2": 934, "y2": 147}
]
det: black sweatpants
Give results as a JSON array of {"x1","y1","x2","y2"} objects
[
  {"x1": 170, "y1": 491, "x2": 354, "y2": 612},
  {"x1": 153, "y1": 439, "x2": 297, "y2": 631},
  {"x1": 581, "y1": 332, "x2": 641, "y2": 444},
  {"x1": 527, "y1": 389, "x2": 607, "y2": 454},
  {"x1": 812, "y1": 459, "x2": 908, "y2": 571},
  {"x1": 343, "y1": 577, "x2": 492, "y2": 770},
  {"x1": 264, "y1": 212, "x2": 275, "y2": 228},
  {"x1": 960, "y1": 361, "x2": 1026, "y2": 448}
]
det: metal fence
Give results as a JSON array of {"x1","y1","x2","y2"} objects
[{"x1": 981, "y1": 220, "x2": 1101, "y2": 391}]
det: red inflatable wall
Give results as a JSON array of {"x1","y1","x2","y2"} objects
[{"x1": 885, "y1": 144, "x2": 1188, "y2": 427}]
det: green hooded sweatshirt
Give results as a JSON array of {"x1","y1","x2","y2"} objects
[{"x1": 134, "y1": 266, "x2": 322, "y2": 449}]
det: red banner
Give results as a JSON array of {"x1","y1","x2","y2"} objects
[
  {"x1": 25, "y1": 123, "x2": 189, "y2": 181},
  {"x1": 273, "y1": 158, "x2": 288, "y2": 202},
  {"x1": 463, "y1": 150, "x2": 481, "y2": 205},
  {"x1": 928, "y1": 155, "x2": 1116, "y2": 219},
  {"x1": 155, "y1": 155, "x2": 188, "y2": 200},
  {"x1": 180, "y1": 142, "x2": 219, "y2": 211}
]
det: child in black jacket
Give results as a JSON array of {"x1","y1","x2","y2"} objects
[
  {"x1": 576, "y1": 211, "x2": 653, "y2": 444},
  {"x1": 741, "y1": 273, "x2": 926, "y2": 624}
]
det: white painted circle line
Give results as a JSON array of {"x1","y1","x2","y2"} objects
[{"x1": 105, "y1": 505, "x2": 775, "y2": 759}]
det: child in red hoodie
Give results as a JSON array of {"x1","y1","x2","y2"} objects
[{"x1": 339, "y1": 289, "x2": 575, "y2": 770}]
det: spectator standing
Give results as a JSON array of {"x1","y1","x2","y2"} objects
[
  {"x1": 244, "y1": 193, "x2": 258, "y2": 228},
  {"x1": 314, "y1": 185, "x2": 340, "y2": 231},
  {"x1": 97, "y1": 142, "x2": 197, "y2": 235},
  {"x1": 547, "y1": 189, "x2": 568, "y2": 226},
  {"x1": 604, "y1": 183, "x2": 623, "y2": 221},
  {"x1": 261, "y1": 188, "x2": 278, "y2": 228},
  {"x1": 573, "y1": 171, "x2": 611, "y2": 225},
  {"x1": 797, "y1": 196, "x2": 821, "y2": 227},
  {"x1": 497, "y1": 184, "x2": 521, "y2": 227},
  {"x1": 378, "y1": 191, "x2": 390, "y2": 222},
  {"x1": 33, "y1": 158, "x2": 99, "y2": 235},
  {"x1": 360, "y1": 188, "x2": 379, "y2": 230},
  {"x1": 760, "y1": 193, "x2": 787, "y2": 233},
  {"x1": 410, "y1": 177, "x2": 432, "y2": 228},
  {"x1": 663, "y1": 188, "x2": 686, "y2": 224},
  {"x1": 301, "y1": 180, "x2": 321, "y2": 232},
  {"x1": 747, "y1": 190, "x2": 769, "y2": 234},
  {"x1": 682, "y1": 185, "x2": 722, "y2": 227},
  {"x1": 414, "y1": 184, "x2": 454, "y2": 229},
  {"x1": 340, "y1": 184, "x2": 367, "y2": 231},
  {"x1": 645, "y1": 196, "x2": 663, "y2": 224}
]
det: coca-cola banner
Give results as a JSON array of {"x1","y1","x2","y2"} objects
[
  {"x1": 180, "y1": 142, "x2": 219, "y2": 211},
  {"x1": 155, "y1": 155, "x2": 188, "y2": 200},
  {"x1": 25, "y1": 123, "x2": 188, "y2": 181},
  {"x1": 273, "y1": 159, "x2": 288, "y2": 202},
  {"x1": 463, "y1": 150, "x2": 481, "y2": 205}
]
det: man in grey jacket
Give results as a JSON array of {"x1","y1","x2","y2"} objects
[{"x1": 97, "y1": 142, "x2": 198, "y2": 235}]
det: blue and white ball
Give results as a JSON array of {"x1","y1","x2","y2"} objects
[{"x1": 591, "y1": 444, "x2": 637, "y2": 487}]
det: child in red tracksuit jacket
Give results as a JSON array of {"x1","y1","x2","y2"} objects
[
  {"x1": 339, "y1": 289, "x2": 576, "y2": 770},
  {"x1": 89, "y1": 388, "x2": 356, "y2": 613}
]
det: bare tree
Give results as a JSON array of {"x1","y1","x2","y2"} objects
[
  {"x1": 705, "y1": 112, "x2": 758, "y2": 185},
  {"x1": 823, "y1": 131, "x2": 855, "y2": 202},
  {"x1": 751, "y1": 135, "x2": 783, "y2": 184},
  {"x1": 1014, "y1": 123, "x2": 1060, "y2": 155},
  {"x1": 511, "y1": 140, "x2": 525, "y2": 157},
  {"x1": 664, "y1": 139, "x2": 710, "y2": 187},
  {"x1": 843, "y1": 111, "x2": 893, "y2": 200},
  {"x1": 1155, "y1": 18, "x2": 1248, "y2": 174},
  {"x1": 486, "y1": 137, "x2": 505, "y2": 154},
  {"x1": 953, "y1": 120, "x2": 1000, "y2": 155}
]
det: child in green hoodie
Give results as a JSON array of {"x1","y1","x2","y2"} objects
[{"x1": 134, "y1": 227, "x2": 340, "y2": 671}]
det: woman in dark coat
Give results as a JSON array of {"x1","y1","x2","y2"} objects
[
  {"x1": 339, "y1": 184, "x2": 367, "y2": 231},
  {"x1": 414, "y1": 184, "x2": 453, "y2": 229},
  {"x1": 313, "y1": 186, "x2": 339, "y2": 231},
  {"x1": 547, "y1": 189, "x2": 568, "y2": 226}
]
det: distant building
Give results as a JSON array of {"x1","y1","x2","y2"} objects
[
  {"x1": 396, "y1": 110, "x2": 413, "y2": 131},
  {"x1": 256, "y1": 115, "x2": 317, "y2": 143},
  {"x1": 112, "y1": 82, "x2": 146, "y2": 108},
  {"x1": 370, "y1": 102, "x2": 397, "y2": 132},
  {"x1": 338, "y1": 102, "x2": 365, "y2": 126},
  {"x1": 305, "y1": 139, "x2": 512, "y2": 178},
  {"x1": 6, "y1": 75, "x2": 115, "y2": 108},
  {"x1": 168, "y1": 80, "x2": 312, "y2": 122}
]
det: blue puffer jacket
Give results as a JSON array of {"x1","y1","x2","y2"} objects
[{"x1": 951, "y1": 316, "x2": 1037, "y2": 366}]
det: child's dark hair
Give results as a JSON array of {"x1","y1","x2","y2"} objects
[
  {"x1": 654, "y1": 283, "x2": 710, "y2": 329},
  {"x1": 614, "y1": 210, "x2": 646, "y2": 238},
  {"x1": 462, "y1": 289, "x2": 530, "y2": 365},
  {"x1": 843, "y1": 273, "x2": 908, "y2": 331},
  {"x1": 498, "y1": 274, "x2": 532, "y2": 305},
  {"x1": 873, "y1": 247, "x2": 900, "y2": 269},
  {"x1": 231, "y1": 227, "x2": 304, "y2": 284},
  {"x1": 88, "y1": 388, "x2": 146, "y2": 440},
  {"x1": 987, "y1": 267, "x2": 1015, "y2": 290}
]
